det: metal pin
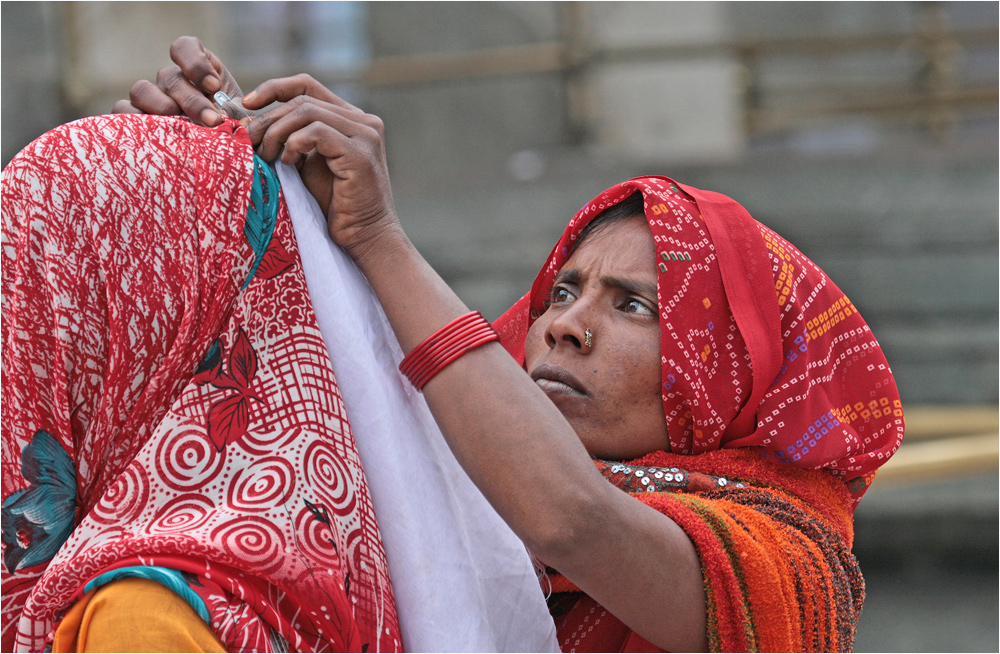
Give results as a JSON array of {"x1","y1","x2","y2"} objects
[{"x1": 214, "y1": 91, "x2": 253, "y2": 122}]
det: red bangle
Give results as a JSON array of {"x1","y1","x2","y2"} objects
[
  {"x1": 399, "y1": 311, "x2": 500, "y2": 390},
  {"x1": 406, "y1": 325, "x2": 496, "y2": 388},
  {"x1": 398, "y1": 313, "x2": 481, "y2": 381},
  {"x1": 400, "y1": 317, "x2": 496, "y2": 390},
  {"x1": 403, "y1": 320, "x2": 494, "y2": 380}
]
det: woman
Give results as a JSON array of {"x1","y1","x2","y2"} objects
[{"x1": 2, "y1": 37, "x2": 903, "y2": 652}]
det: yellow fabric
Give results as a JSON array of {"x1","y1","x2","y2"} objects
[{"x1": 52, "y1": 577, "x2": 226, "y2": 653}]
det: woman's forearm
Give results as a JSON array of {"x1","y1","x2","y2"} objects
[
  {"x1": 349, "y1": 221, "x2": 708, "y2": 652},
  {"x1": 348, "y1": 220, "x2": 607, "y2": 550}
]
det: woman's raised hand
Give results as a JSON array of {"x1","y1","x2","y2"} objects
[
  {"x1": 112, "y1": 36, "x2": 240, "y2": 126},
  {"x1": 243, "y1": 75, "x2": 398, "y2": 259},
  {"x1": 114, "y1": 38, "x2": 399, "y2": 260}
]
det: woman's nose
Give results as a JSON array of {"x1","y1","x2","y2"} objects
[{"x1": 544, "y1": 303, "x2": 594, "y2": 352}]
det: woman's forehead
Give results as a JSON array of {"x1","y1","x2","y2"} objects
[{"x1": 563, "y1": 215, "x2": 657, "y2": 275}]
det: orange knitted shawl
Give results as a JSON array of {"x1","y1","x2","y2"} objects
[{"x1": 544, "y1": 449, "x2": 863, "y2": 652}]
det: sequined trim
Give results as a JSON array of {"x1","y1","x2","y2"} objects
[{"x1": 594, "y1": 460, "x2": 746, "y2": 494}]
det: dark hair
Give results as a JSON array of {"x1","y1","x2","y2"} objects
[{"x1": 573, "y1": 191, "x2": 646, "y2": 253}]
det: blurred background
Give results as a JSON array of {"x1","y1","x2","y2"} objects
[{"x1": 3, "y1": 2, "x2": 997, "y2": 650}]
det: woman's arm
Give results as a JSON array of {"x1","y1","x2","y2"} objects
[
  {"x1": 248, "y1": 77, "x2": 707, "y2": 651},
  {"x1": 124, "y1": 45, "x2": 707, "y2": 651}
]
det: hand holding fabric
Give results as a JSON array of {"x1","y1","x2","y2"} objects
[
  {"x1": 242, "y1": 76, "x2": 400, "y2": 261},
  {"x1": 111, "y1": 36, "x2": 240, "y2": 127}
]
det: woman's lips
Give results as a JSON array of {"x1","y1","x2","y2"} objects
[
  {"x1": 535, "y1": 378, "x2": 586, "y2": 397},
  {"x1": 530, "y1": 364, "x2": 588, "y2": 398}
]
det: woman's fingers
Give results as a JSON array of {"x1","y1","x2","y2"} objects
[
  {"x1": 111, "y1": 99, "x2": 144, "y2": 115},
  {"x1": 168, "y1": 36, "x2": 222, "y2": 93},
  {"x1": 119, "y1": 37, "x2": 237, "y2": 125},
  {"x1": 282, "y1": 124, "x2": 353, "y2": 173},
  {"x1": 243, "y1": 74, "x2": 362, "y2": 114},
  {"x1": 127, "y1": 79, "x2": 182, "y2": 116},
  {"x1": 116, "y1": 37, "x2": 224, "y2": 124},
  {"x1": 249, "y1": 97, "x2": 377, "y2": 160},
  {"x1": 154, "y1": 65, "x2": 223, "y2": 126},
  {"x1": 124, "y1": 65, "x2": 221, "y2": 125},
  {"x1": 246, "y1": 89, "x2": 395, "y2": 251},
  {"x1": 112, "y1": 37, "x2": 244, "y2": 123}
]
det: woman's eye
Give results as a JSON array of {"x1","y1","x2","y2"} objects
[
  {"x1": 623, "y1": 299, "x2": 655, "y2": 316},
  {"x1": 551, "y1": 287, "x2": 576, "y2": 304}
]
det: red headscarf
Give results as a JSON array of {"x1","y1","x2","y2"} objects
[
  {"x1": 494, "y1": 176, "x2": 903, "y2": 506},
  {"x1": 2, "y1": 115, "x2": 400, "y2": 652}
]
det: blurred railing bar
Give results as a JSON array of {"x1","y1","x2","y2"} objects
[
  {"x1": 602, "y1": 29, "x2": 998, "y2": 64},
  {"x1": 747, "y1": 85, "x2": 998, "y2": 133},
  {"x1": 228, "y1": 26, "x2": 997, "y2": 89},
  {"x1": 875, "y1": 405, "x2": 998, "y2": 485},
  {"x1": 902, "y1": 405, "x2": 999, "y2": 441},
  {"x1": 223, "y1": 24, "x2": 996, "y2": 141},
  {"x1": 228, "y1": 43, "x2": 563, "y2": 91},
  {"x1": 875, "y1": 432, "x2": 998, "y2": 484},
  {"x1": 348, "y1": 42, "x2": 563, "y2": 87}
]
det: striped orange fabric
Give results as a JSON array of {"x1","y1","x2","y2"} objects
[{"x1": 547, "y1": 449, "x2": 863, "y2": 652}]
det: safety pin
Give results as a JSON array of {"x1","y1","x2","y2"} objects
[{"x1": 214, "y1": 91, "x2": 254, "y2": 122}]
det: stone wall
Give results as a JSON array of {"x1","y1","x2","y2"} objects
[{"x1": 2, "y1": 1, "x2": 996, "y2": 407}]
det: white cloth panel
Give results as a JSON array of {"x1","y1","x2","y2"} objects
[{"x1": 277, "y1": 163, "x2": 558, "y2": 653}]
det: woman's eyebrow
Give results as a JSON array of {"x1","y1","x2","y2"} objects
[
  {"x1": 602, "y1": 275, "x2": 657, "y2": 300},
  {"x1": 554, "y1": 269, "x2": 581, "y2": 284},
  {"x1": 557, "y1": 269, "x2": 656, "y2": 299}
]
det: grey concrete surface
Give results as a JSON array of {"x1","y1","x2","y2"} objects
[
  {"x1": 853, "y1": 473, "x2": 999, "y2": 652},
  {"x1": 0, "y1": 3, "x2": 69, "y2": 165},
  {"x1": 855, "y1": 566, "x2": 998, "y2": 653}
]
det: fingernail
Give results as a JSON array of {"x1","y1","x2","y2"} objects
[
  {"x1": 242, "y1": 91, "x2": 257, "y2": 104},
  {"x1": 200, "y1": 108, "x2": 223, "y2": 126},
  {"x1": 203, "y1": 75, "x2": 221, "y2": 92},
  {"x1": 238, "y1": 117, "x2": 251, "y2": 128}
]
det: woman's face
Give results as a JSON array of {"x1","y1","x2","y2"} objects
[{"x1": 524, "y1": 214, "x2": 669, "y2": 460}]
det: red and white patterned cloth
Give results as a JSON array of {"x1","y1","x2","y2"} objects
[{"x1": 2, "y1": 115, "x2": 400, "y2": 652}]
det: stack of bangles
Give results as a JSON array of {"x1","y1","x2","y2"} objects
[{"x1": 399, "y1": 311, "x2": 500, "y2": 390}]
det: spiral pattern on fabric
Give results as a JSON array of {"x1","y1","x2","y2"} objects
[
  {"x1": 148, "y1": 494, "x2": 217, "y2": 534},
  {"x1": 302, "y1": 440, "x2": 356, "y2": 515},
  {"x1": 238, "y1": 424, "x2": 301, "y2": 457},
  {"x1": 227, "y1": 457, "x2": 295, "y2": 511},
  {"x1": 293, "y1": 503, "x2": 341, "y2": 567},
  {"x1": 210, "y1": 516, "x2": 286, "y2": 574},
  {"x1": 91, "y1": 465, "x2": 150, "y2": 525},
  {"x1": 156, "y1": 426, "x2": 226, "y2": 491}
]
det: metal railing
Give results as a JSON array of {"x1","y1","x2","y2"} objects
[{"x1": 875, "y1": 406, "x2": 999, "y2": 486}]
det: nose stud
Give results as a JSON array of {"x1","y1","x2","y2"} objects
[{"x1": 584, "y1": 328, "x2": 593, "y2": 349}]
